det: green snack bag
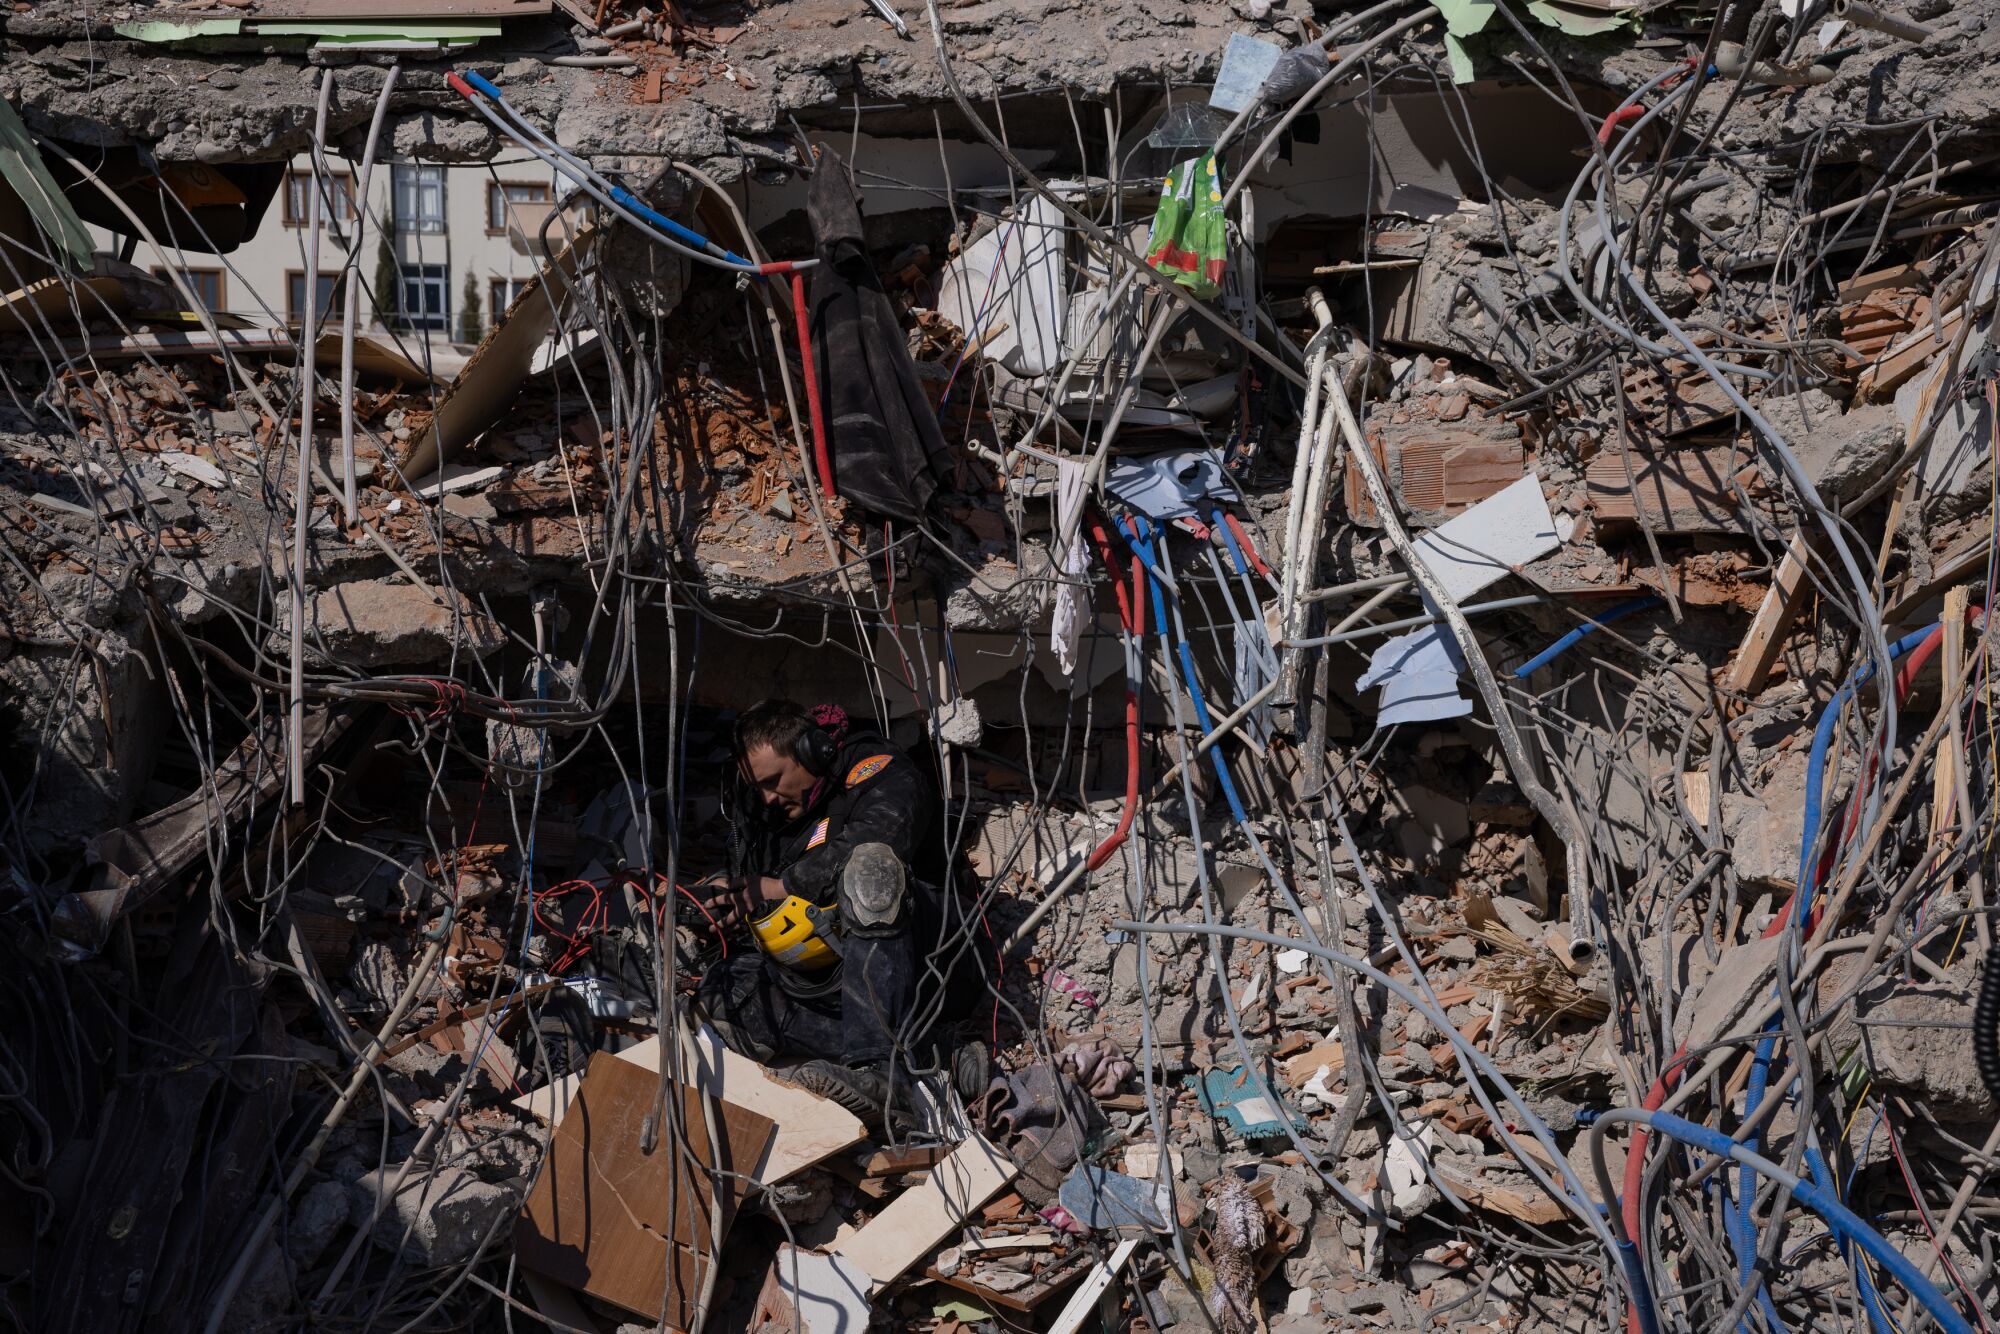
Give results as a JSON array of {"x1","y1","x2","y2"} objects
[{"x1": 1145, "y1": 150, "x2": 1227, "y2": 300}]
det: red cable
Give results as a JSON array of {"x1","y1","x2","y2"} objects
[
  {"x1": 790, "y1": 269, "x2": 835, "y2": 499},
  {"x1": 1620, "y1": 1044, "x2": 1693, "y2": 1334},
  {"x1": 1083, "y1": 513, "x2": 1145, "y2": 873},
  {"x1": 1597, "y1": 104, "x2": 1645, "y2": 146}
]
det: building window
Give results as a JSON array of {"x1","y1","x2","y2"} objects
[
  {"x1": 283, "y1": 169, "x2": 357, "y2": 227},
  {"x1": 153, "y1": 267, "x2": 225, "y2": 311},
  {"x1": 393, "y1": 165, "x2": 446, "y2": 234},
  {"x1": 285, "y1": 270, "x2": 345, "y2": 324},
  {"x1": 487, "y1": 180, "x2": 551, "y2": 234},
  {"x1": 489, "y1": 276, "x2": 532, "y2": 318},
  {"x1": 398, "y1": 262, "x2": 449, "y2": 330}
]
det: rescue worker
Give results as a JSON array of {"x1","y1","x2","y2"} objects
[{"x1": 693, "y1": 698, "x2": 975, "y2": 1125}]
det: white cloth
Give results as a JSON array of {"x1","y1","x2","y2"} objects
[{"x1": 1050, "y1": 458, "x2": 1091, "y2": 678}]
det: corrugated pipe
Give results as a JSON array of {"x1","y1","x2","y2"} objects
[
  {"x1": 1832, "y1": 0, "x2": 1934, "y2": 42},
  {"x1": 1712, "y1": 0, "x2": 1837, "y2": 84},
  {"x1": 1714, "y1": 41, "x2": 1838, "y2": 83}
]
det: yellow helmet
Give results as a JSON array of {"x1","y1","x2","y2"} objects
[{"x1": 750, "y1": 895, "x2": 843, "y2": 970}]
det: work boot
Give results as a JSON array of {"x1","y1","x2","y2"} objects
[
  {"x1": 789, "y1": 1058, "x2": 908, "y2": 1131},
  {"x1": 951, "y1": 1039, "x2": 991, "y2": 1101}
]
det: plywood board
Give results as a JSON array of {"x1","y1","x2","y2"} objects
[
  {"x1": 512, "y1": 1031, "x2": 866, "y2": 1185},
  {"x1": 832, "y1": 1131, "x2": 1016, "y2": 1292},
  {"x1": 514, "y1": 1051, "x2": 774, "y2": 1326}
]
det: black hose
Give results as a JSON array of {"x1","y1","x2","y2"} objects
[{"x1": 1976, "y1": 943, "x2": 2000, "y2": 1102}]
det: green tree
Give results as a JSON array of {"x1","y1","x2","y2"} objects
[{"x1": 457, "y1": 271, "x2": 483, "y2": 345}]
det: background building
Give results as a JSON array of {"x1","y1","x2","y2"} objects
[{"x1": 89, "y1": 152, "x2": 562, "y2": 347}]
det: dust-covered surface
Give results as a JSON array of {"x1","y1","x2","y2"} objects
[{"x1": 3, "y1": 0, "x2": 2000, "y2": 1331}]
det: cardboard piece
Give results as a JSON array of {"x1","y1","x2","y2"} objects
[
  {"x1": 514, "y1": 1051, "x2": 774, "y2": 1326},
  {"x1": 512, "y1": 1031, "x2": 867, "y2": 1186}
]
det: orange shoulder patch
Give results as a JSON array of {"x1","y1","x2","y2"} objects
[{"x1": 845, "y1": 754, "x2": 893, "y2": 787}]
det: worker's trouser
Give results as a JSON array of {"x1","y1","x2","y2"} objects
[{"x1": 695, "y1": 863, "x2": 974, "y2": 1069}]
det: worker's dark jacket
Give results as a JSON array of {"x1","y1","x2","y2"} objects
[
  {"x1": 807, "y1": 146, "x2": 954, "y2": 523},
  {"x1": 729, "y1": 729, "x2": 947, "y2": 902},
  {"x1": 710, "y1": 727, "x2": 979, "y2": 1065}
]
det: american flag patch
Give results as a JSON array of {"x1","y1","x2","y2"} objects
[{"x1": 806, "y1": 817, "x2": 830, "y2": 849}]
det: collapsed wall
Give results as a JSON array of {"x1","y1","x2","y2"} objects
[{"x1": 2, "y1": 0, "x2": 1999, "y2": 1331}]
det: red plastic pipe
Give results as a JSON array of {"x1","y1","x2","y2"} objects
[
  {"x1": 789, "y1": 269, "x2": 835, "y2": 499},
  {"x1": 1084, "y1": 513, "x2": 1145, "y2": 873},
  {"x1": 1619, "y1": 1045, "x2": 1693, "y2": 1334}
]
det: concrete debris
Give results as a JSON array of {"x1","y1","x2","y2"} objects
[
  {"x1": 2, "y1": 2, "x2": 1998, "y2": 1332},
  {"x1": 288, "y1": 583, "x2": 508, "y2": 669},
  {"x1": 350, "y1": 1164, "x2": 521, "y2": 1270}
]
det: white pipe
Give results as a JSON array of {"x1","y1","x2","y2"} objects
[
  {"x1": 1831, "y1": 0, "x2": 1933, "y2": 42},
  {"x1": 1291, "y1": 291, "x2": 1345, "y2": 646},
  {"x1": 339, "y1": 64, "x2": 401, "y2": 525},
  {"x1": 1278, "y1": 296, "x2": 1332, "y2": 632}
]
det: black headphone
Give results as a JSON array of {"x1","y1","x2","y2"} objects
[{"x1": 793, "y1": 722, "x2": 837, "y2": 778}]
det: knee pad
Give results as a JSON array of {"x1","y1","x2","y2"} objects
[{"x1": 840, "y1": 842, "x2": 907, "y2": 939}]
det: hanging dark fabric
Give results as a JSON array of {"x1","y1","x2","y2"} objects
[{"x1": 805, "y1": 147, "x2": 953, "y2": 523}]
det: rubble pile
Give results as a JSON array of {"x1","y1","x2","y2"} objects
[{"x1": 2, "y1": 0, "x2": 2000, "y2": 1331}]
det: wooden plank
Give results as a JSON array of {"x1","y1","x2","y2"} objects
[
  {"x1": 1837, "y1": 262, "x2": 1925, "y2": 300},
  {"x1": 1723, "y1": 531, "x2": 1814, "y2": 697},
  {"x1": 514, "y1": 1051, "x2": 774, "y2": 1326},
  {"x1": 1856, "y1": 305, "x2": 1964, "y2": 401},
  {"x1": 832, "y1": 1131, "x2": 1016, "y2": 1292},
  {"x1": 1045, "y1": 1238, "x2": 1141, "y2": 1334},
  {"x1": 1930, "y1": 584, "x2": 1970, "y2": 851},
  {"x1": 923, "y1": 1246, "x2": 1093, "y2": 1315},
  {"x1": 512, "y1": 1031, "x2": 866, "y2": 1185},
  {"x1": 382, "y1": 981, "x2": 560, "y2": 1058},
  {"x1": 1682, "y1": 770, "x2": 1712, "y2": 829}
]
